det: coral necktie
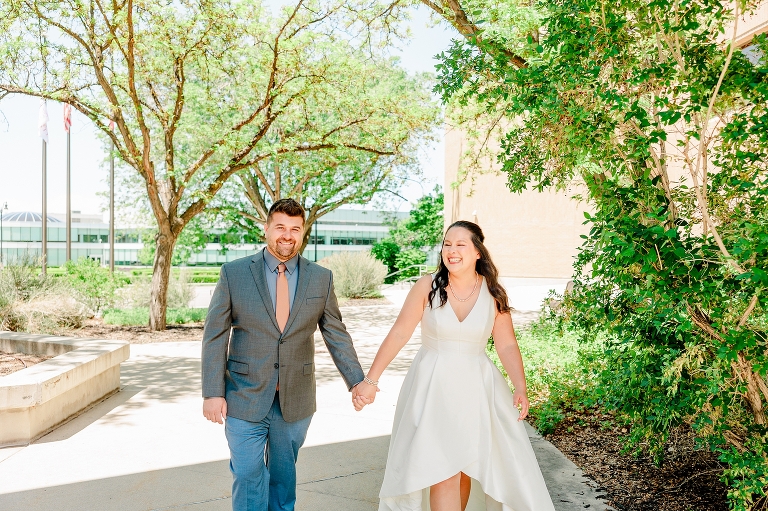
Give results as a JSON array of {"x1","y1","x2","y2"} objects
[{"x1": 276, "y1": 263, "x2": 290, "y2": 332}]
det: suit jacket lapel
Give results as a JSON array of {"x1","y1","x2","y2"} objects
[
  {"x1": 282, "y1": 256, "x2": 311, "y2": 334},
  {"x1": 249, "y1": 250, "x2": 281, "y2": 332}
]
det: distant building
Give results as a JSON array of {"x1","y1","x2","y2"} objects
[{"x1": 0, "y1": 209, "x2": 407, "y2": 267}]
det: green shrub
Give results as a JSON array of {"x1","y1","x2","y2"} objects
[
  {"x1": 103, "y1": 307, "x2": 207, "y2": 326},
  {"x1": 61, "y1": 258, "x2": 124, "y2": 313},
  {"x1": 394, "y1": 248, "x2": 427, "y2": 280},
  {"x1": 318, "y1": 251, "x2": 387, "y2": 299}
]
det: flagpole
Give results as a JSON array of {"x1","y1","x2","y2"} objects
[
  {"x1": 39, "y1": 98, "x2": 49, "y2": 275},
  {"x1": 109, "y1": 136, "x2": 115, "y2": 273},
  {"x1": 65, "y1": 104, "x2": 71, "y2": 263},
  {"x1": 42, "y1": 138, "x2": 47, "y2": 275}
]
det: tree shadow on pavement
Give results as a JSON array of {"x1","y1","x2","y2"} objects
[{"x1": 0, "y1": 435, "x2": 392, "y2": 511}]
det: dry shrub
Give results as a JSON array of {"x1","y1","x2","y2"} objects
[
  {"x1": 11, "y1": 294, "x2": 89, "y2": 333},
  {"x1": 318, "y1": 251, "x2": 387, "y2": 299},
  {"x1": 116, "y1": 270, "x2": 194, "y2": 309},
  {"x1": 0, "y1": 258, "x2": 90, "y2": 334}
]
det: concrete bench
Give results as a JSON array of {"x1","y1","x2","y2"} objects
[{"x1": 0, "y1": 331, "x2": 130, "y2": 447}]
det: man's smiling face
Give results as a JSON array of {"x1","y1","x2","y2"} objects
[{"x1": 264, "y1": 212, "x2": 305, "y2": 261}]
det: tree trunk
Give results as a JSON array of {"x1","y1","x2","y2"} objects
[
  {"x1": 149, "y1": 232, "x2": 178, "y2": 331},
  {"x1": 299, "y1": 218, "x2": 317, "y2": 255},
  {"x1": 734, "y1": 352, "x2": 767, "y2": 426}
]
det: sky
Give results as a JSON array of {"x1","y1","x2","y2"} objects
[{"x1": 0, "y1": 5, "x2": 456, "y2": 221}]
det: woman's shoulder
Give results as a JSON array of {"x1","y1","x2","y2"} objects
[{"x1": 414, "y1": 273, "x2": 434, "y2": 290}]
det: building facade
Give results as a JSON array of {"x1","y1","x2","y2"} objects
[{"x1": 0, "y1": 209, "x2": 407, "y2": 267}]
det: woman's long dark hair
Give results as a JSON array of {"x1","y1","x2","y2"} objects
[{"x1": 428, "y1": 220, "x2": 511, "y2": 314}]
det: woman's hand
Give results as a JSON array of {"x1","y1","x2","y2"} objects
[
  {"x1": 512, "y1": 389, "x2": 530, "y2": 421},
  {"x1": 352, "y1": 381, "x2": 379, "y2": 411}
]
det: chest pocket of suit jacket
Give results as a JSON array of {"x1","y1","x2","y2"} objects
[
  {"x1": 306, "y1": 296, "x2": 324, "y2": 307},
  {"x1": 303, "y1": 363, "x2": 314, "y2": 375}
]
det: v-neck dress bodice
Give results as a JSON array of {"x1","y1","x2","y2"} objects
[{"x1": 378, "y1": 278, "x2": 556, "y2": 511}]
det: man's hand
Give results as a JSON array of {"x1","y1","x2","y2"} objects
[
  {"x1": 352, "y1": 381, "x2": 379, "y2": 411},
  {"x1": 203, "y1": 397, "x2": 227, "y2": 424}
]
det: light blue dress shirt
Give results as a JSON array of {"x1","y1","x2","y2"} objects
[{"x1": 262, "y1": 248, "x2": 299, "y2": 313}]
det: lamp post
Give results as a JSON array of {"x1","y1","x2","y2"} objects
[{"x1": 0, "y1": 202, "x2": 7, "y2": 269}]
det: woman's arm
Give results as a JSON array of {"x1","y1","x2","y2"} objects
[
  {"x1": 491, "y1": 311, "x2": 530, "y2": 420},
  {"x1": 354, "y1": 275, "x2": 432, "y2": 406}
]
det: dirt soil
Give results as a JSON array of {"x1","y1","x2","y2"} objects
[
  {"x1": 541, "y1": 409, "x2": 728, "y2": 511},
  {"x1": 0, "y1": 351, "x2": 54, "y2": 376}
]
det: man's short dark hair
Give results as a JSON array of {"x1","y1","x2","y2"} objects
[{"x1": 267, "y1": 198, "x2": 306, "y2": 225}]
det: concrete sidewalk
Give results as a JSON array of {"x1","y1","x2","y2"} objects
[{"x1": 0, "y1": 288, "x2": 610, "y2": 511}]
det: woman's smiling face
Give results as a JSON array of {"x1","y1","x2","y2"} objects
[{"x1": 442, "y1": 226, "x2": 480, "y2": 274}]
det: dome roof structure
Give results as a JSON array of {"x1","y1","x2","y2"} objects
[{"x1": 0, "y1": 212, "x2": 63, "y2": 223}]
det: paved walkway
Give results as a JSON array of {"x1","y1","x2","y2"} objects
[{"x1": 0, "y1": 287, "x2": 611, "y2": 511}]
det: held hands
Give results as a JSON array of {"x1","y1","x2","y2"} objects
[
  {"x1": 203, "y1": 397, "x2": 227, "y2": 424},
  {"x1": 352, "y1": 381, "x2": 379, "y2": 411},
  {"x1": 512, "y1": 389, "x2": 530, "y2": 421}
]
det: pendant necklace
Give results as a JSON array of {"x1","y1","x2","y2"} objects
[{"x1": 448, "y1": 273, "x2": 479, "y2": 302}]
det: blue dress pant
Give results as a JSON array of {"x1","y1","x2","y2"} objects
[{"x1": 225, "y1": 392, "x2": 312, "y2": 511}]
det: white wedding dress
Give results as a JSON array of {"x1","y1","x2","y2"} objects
[{"x1": 379, "y1": 278, "x2": 557, "y2": 511}]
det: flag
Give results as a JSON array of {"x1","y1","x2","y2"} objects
[
  {"x1": 38, "y1": 99, "x2": 49, "y2": 143},
  {"x1": 63, "y1": 103, "x2": 72, "y2": 133}
]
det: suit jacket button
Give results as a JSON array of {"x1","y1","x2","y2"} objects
[{"x1": 274, "y1": 363, "x2": 279, "y2": 369}]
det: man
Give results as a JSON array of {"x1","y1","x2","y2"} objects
[{"x1": 202, "y1": 198, "x2": 370, "y2": 511}]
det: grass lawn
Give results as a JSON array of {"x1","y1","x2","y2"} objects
[{"x1": 103, "y1": 307, "x2": 208, "y2": 326}]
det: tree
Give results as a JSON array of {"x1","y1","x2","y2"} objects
[
  {"x1": 204, "y1": 62, "x2": 439, "y2": 253},
  {"x1": 425, "y1": 0, "x2": 768, "y2": 507},
  {"x1": 0, "y1": 0, "x2": 423, "y2": 330},
  {"x1": 372, "y1": 187, "x2": 443, "y2": 281}
]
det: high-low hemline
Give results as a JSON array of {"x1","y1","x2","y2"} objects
[{"x1": 377, "y1": 278, "x2": 556, "y2": 511}]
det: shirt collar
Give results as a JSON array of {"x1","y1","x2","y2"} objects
[{"x1": 263, "y1": 248, "x2": 299, "y2": 274}]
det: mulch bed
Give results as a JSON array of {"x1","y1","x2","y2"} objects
[
  {"x1": 0, "y1": 351, "x2": 54, "y2": 376},
  {"x1": 66, "y1": 320, "x2": 206, "y2": 344},
  {"x1": 64, "y1": 297, "x2": 392, "y2": 343},
  {"x1": 541, "y1": 409, "x2": 728, "y2": 511}
]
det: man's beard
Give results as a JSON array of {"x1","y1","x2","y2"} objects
[{"x1": 271, "y1": 239, "x2": 298, "y2": 259}]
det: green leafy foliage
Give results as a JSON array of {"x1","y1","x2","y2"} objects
[
  {"x1": 430, "y1": 0, "x2": 768, "y2": 506},
  {"x1": 0, "y1": 0, "x2": 435, "y2": 329},
  {"x1": 372, "y1": 187, "x2": 443, "y2": 282},
  {"x1": 60, "y1": 258, "x2": 125, "y2": 313}
]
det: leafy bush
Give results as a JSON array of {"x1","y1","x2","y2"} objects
[
  {"x1": 103, "y1": 307, "x2": 206, "y2": 326},
  {"x1": 318, "y1": 251, "x2": 387, "y2": 298},
  {"x1": 394, "y1": 248, "x2": 427, "y2": 280},
  {"x1": 116, "y1": 270, "x2": 194, "y2": 309},
  {"x1": 0, "y1": 258, "x2": 89, "y2": 333},
  {"x1": 60, "y1": 258, "x2": 125, "y2": 313}
]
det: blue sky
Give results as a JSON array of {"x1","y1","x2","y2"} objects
[{"x1": 0, "y1": 5, "x2": 455, "y2": 220}]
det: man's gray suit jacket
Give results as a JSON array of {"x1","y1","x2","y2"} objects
[{"x1": 201, "y1": 252, "x2": 365, "y2": 423}]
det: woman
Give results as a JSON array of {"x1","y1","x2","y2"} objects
[{"x1": 354, "y1": 221, "x2": 556, "y2": 511}]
